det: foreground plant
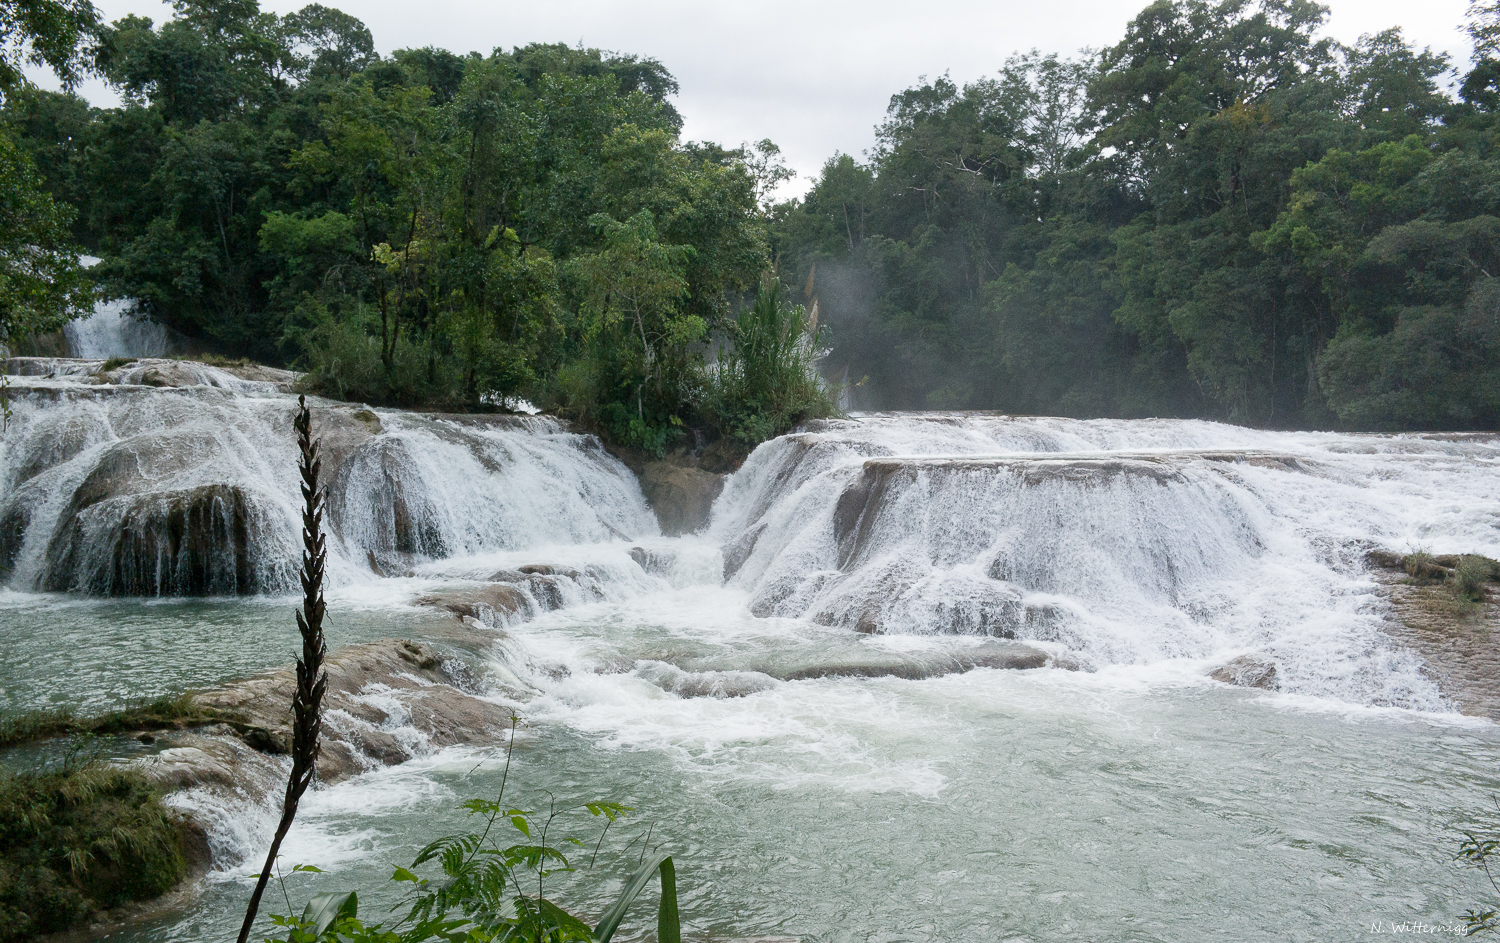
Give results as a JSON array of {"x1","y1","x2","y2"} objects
[
  {"x1": 265, "y1": 721, "x2": 680, "y2": 943},
  {"x1": 238, "y1": 394, "x2": 330, "y2": 943},
  {"x1": 267, "y1": 800, "x2": 679, "y2": 942},
  {"x1": 1458, "y1": 800, "x2": 1500, "y2": 936}
]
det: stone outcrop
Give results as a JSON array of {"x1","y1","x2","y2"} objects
[
  {"x1": 637, "y1": 462, "x2": 725, "y2": 536},
  {"x1": 1209, "y1": 654, "x2": 1278, "y2": 690},
  {"x1": 413, "y1": 562, "x2": 615, "y2": 628},
  {"x1": 170, "y1": 638, "x2": 513, "y2": 787},
  {"x1": 415, "y1": 582, "x2": 534, "y2": 628},
  {"x1": 601, "y1": 443, "x2": 727, "y2": 537},
  {"x1": 1366, "y1": 550, "x2": 1500, "y2": 720},
  {"x1": 43, "y1": 483, "x2": 268, "y2": 595},
  {"x1": 748, "y1": 639, "x2": 1051, "y2": 680}
]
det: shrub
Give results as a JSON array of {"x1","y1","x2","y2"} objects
[
  {"x1": 267, "y1": 796, "x2": 678, "y2": 943},
  {"x1": 1454, "y1": 555, "x2": 1498, "y2": 604},
  {"x1": 706, "y1": 278, "x2": 839, "y2": 449}
]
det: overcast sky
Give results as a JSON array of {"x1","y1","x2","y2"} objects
[{"x1": 42, "y1": 0, "x2": 1478, "y2": 196}]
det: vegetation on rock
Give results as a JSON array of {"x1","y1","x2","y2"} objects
[
  {"x1": 0, "y1": 759, "x2": 189, "y2": 941},
  {"x1": 0, "y1": 693, "x2": 238, "y2": 748}
]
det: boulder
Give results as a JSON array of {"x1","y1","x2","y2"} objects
[
  {"x1": 628, "y1": 546, "x2": 677, "y2": 577},
  {"x1": 638, "y1": 461, "x2": 724, "y2": 536},
  {"x1": 1210, "y1": 654, "x2": 1278, "y2": 690},
  {"x1": 42, "y1": 483, "x2": 282, "y2": 595},
  {"x1": 183, "y1": 638, "x2": 514, "y2": 786},
  {"x1": 328, "y1": 436, "x2": 449, "y2": 573},
  {"x1": 415, "y1": 584, "x2": 533, "y2": 629}
]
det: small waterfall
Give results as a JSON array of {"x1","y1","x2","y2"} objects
[
  {"x1": 709, "y1": 415, "x2": 1500, "y2": 707},
  {"x1": 0, "y1": 364, "x2": 656, "y2": 595},
  {"x1": 61, "y1": 258, "x2": 175, "y2": 359},
  {"x1": 61, "y1": 298, "x2": 174, "y2": 359}
]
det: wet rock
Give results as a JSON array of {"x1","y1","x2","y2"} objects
[
  {"x1": 42, "y1": 483, "x2": 276, "y2": 595},
  {"x1": 832, "y1": 467, "x2": 885, "y2": 569},
  {"x1": 1372, "y1": 566, "x2": 1500, "y2": 720},
  {"x1": 183, "y1": 638, "x2": 514, "y2": 786},
  {"x1": 628, "y1": 546, "x2": 677, "y2": 577},
  {"x1": 638, "y1": 461, "x2": 724, "y2": 536},
  {"x1": 698, "y1": 437, "x2": 749, "y2": 474},
  {"x1": 415, "y1": 584, "x2": 532, "y2": 628},
  {"x1": 309, "y1": 405, "x2": 382, "y2": 484},
  {"x1": 675, "y1": 639, "x2": 1051, "y2": 683},
  {"x1": 1210, "y1": 655, "x2": 1278, "y2": 690},
  {"x1": 721, "y1": 522, "x2": 765, "y2": 582},
  {"x1": 0, "y1": 500, "x2": 29, "y2": 577},
  {"x1": 1365, "y1": 549, "x2": 1406, "y2": 570},
  {"x1": 329, "y1": 436, "x2": 449, "y2": 574},
  {"x1": 136, "y1": 725, "x2": 282, "y2": 792},
  {"x1": 103, "y1": 358, "x2": 299, "y2": 392},
  {"x1": 518, "y1": 563, "x2": 582, "y2": 578}
]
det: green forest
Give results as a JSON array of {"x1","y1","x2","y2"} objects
[{"x1": 3, "y1": 0, "x2": 1499, "y2": 437}]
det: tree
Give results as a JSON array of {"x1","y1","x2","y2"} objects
[
  {"x1": 0, "y1": 0, "x2": 99, "y2": 96},
  {"x1": 0, "y1": 0, "x2": 97, "y2": 351},
  {"x1": 0, "y1": 131, "x2": 92, "y2": 346}
]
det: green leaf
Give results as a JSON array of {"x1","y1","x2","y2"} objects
[
  {"x1": 657, "y1": 856, "x2": 680, "y2": 943},
  {"x1": 301, "y1": 890, "x2": 358, "y2": 936},
  {"x1": 584, "y1": 802, "x2": 632, "y2": 822},
  {"x1": 292, "y1": 863, "x2": 325, "y2": 873},
  {"x1": 390, "y1": 866, "x2": 421, "y2": 884},
  {"x1": 592, "y1": 853, "x2": 679, "y2": 943}
]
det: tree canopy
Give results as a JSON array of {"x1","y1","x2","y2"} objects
[
  {"x1": 6, "y1": 0, "x2": 1497, "y2": 435},
  {"x1": 774, "y1": 0, "x2": 1499, "y2": 430}
]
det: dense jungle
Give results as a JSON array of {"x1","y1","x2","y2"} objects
[{"x1": 4, "y1": 0, "x2": 1500, "y2": 440}]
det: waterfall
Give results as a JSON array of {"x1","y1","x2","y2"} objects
[
  {"x1": 708, "y1": 414, "x2": 1500, "y2": 706},
  {"x1": 61, "y1": 297, "x2": 175, "y2": 359},
  {"x1": 6, "y1": 362, "x2": 1497, "y2": 710},
  {"x1": 0, "y1": 363, "x2": 656, "y2": 595},
  {"x1": 60, "y1": 258, "x2": 175, "y2": 359}
]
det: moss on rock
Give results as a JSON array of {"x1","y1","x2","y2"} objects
[{"x1": 0, "y1": 763, "x2": 189, "y2": 941}]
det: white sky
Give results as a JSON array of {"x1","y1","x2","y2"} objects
[{"x1": 35, "y1": 0, "x2": 1478, "y2": 196}]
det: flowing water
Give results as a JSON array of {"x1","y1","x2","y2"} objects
[{"x1": 2, "y1": 368, "x2": 1499, "y2": 941}]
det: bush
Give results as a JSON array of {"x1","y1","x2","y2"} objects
[
  {"x1": 0, "y1": 761, "x2": 187, "y2": 940},
  {"x1": 266, "y1": 796, "x2": 679, "y2": 943},
  {"x1": 705, "y1": 278, "x2": 839, "y2": 448},
  {"x1": 294, "y1": 303, "x2": 462, "y2": 409}
]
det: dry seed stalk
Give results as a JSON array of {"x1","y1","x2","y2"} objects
[{"x1": 237, "y1": 395, "x2": 328, "y2": 943}]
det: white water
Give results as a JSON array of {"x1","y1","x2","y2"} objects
[
  {"x1": 61, "y1": 297, "x2": 175, "y2": 359},
  {"x1": 711, "y1": 415, "x2": 1500, "y2": 708},
  {"x1": 60, "y1": 259, "x2": 175, "y2": 359},
  {"x1": 0, "y1": 365, "x2": 655, "y2": 595},
  {"x1": 1, "y1": 381, "x2": 1499, "y2": 941}
]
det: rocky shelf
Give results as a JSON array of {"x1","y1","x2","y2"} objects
[{"x1": 1366, "y1": 550, "x2": 1500, "y2": 720}]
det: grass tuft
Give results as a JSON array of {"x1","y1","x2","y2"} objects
[
  {"x1": 0, "y1": 695, "x2": 235, "y2": 749},
  {"x1": 1454, "y1": 555, "x2": 1499, "y2": 605}
]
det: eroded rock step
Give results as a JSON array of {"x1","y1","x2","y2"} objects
[
  {"x1": 1366, "y1": 550, "x2": 1500, "y2": 720},
  {"x1": 138, "y1": 637, "x2": 511, "y2": 796}
]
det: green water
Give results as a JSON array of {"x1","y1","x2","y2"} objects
[{"x1": 39, "y1": 587, "x2": 1498, "y2": 943}]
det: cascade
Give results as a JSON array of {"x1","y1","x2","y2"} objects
[
  {"x1": 60, "y1": 259, "x2": 176, "y2": 360},
  {"x1": 5, "y1": 365, "x2": 1498, "y2": 710},
  {"x1": 0, "y1": 362, "x2": 656, "y2": 596},
  {"x1": 61, "y1": 297, "x2": 175, "y2": 359},
  {"x1": 709, "y1": 414, "x2": 1500, "y2": 706}
]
